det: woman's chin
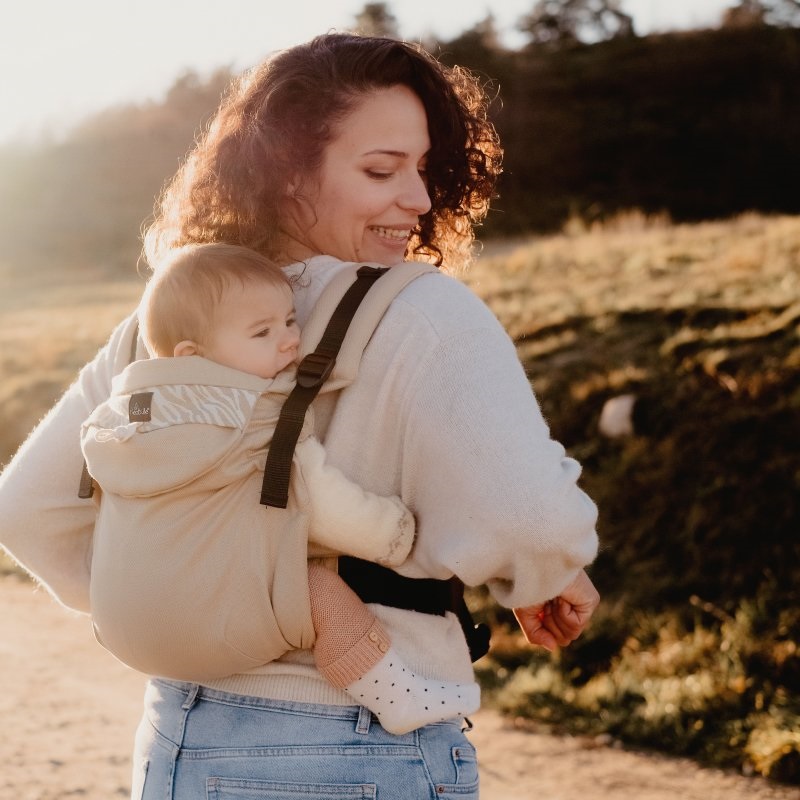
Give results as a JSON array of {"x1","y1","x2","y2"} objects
[
  {"x1": 360, "y1": 250, "x2": 407, "y2": 267},
  {"x1": 357, "y1": 235, "x2": 411, "y2": 266}
]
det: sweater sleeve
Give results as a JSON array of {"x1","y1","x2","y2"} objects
[
  {"x1": 399, "y1": 318, "x2": 599, "y2": 610},
  {"x1": 0, "y1": 312, "x2": 139, "y2": 613}
]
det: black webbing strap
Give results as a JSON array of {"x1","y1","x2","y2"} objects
[
  {"x1": 260, "y1": 265, "x2": 388, "y2": 509},
  {"x1": 338, "y1": 556, "x2": 453, "y2": 614},
  {"x1": 338, "y1": 556, "x2": 492, "y2": 662},
  {"x1": 78, "y1": 321, "x2": 141, "y2": 499}
]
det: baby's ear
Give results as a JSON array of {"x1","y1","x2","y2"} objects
[{"x1": 173, "y1": 340, "x2": 200, "y2": 357}]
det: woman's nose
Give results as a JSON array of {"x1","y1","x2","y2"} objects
[{"x1": 399, "y1": 171, "x2": 432, "y2": 215}]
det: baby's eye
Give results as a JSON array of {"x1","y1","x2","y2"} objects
[{"x1": 254, "y1": 328, "x2": 270, "y2": 338}]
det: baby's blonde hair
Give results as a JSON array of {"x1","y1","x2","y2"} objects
[{"x1": 140, "y1": 243, "x2": 290, "y2": 357}]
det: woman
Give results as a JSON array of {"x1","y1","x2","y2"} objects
[{"x1": 0, "y1": 33, "x2": 600, "y2": 798}]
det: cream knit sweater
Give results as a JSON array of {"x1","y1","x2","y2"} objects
[{"x1": 0, "y1": 255, "x2": 598, "y2": 704}]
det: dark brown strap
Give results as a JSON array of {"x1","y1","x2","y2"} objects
[
  {"x1": 260, "y1": 265, "x2": 388, "y2": 508},
  {"x1": 78, "y1": 321, "x2": 141, "y2": 499},
  {"x1": 77, "y1": 461, "x2": 95, "y2": 499}
]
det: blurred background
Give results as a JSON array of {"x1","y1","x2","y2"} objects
[{"x1": 1, "y1": 0, "x2": 798, "y2": 785}]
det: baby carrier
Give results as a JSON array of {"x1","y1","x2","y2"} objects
[{"x1": 79, "y1": 262, "x2": 490, "y2": 679}]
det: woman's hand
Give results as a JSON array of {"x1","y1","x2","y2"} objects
[{"x1": 513, "y1": 569, "x2": 600, "y2": 651}]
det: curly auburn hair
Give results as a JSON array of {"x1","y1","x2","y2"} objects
[{"x1": 143, "y1": 33, "x2": 502, "y2": 272}]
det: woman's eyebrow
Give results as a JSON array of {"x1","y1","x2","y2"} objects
[{"x1": 361, "y1": 149, "x2": 409, "y2": 158}]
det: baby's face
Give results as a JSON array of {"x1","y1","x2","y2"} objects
[{"x1": 203, "y1": 281, "x2": 300, "y2": 379}]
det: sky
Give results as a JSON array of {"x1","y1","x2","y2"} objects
[{"x1": 1, "y1": 0, "x2": 734, "y2": 145}]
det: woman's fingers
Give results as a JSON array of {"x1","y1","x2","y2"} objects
[
  {"x1": 513, "y1": 570, "x2": 600, "y2": 650},
  {"x1": 513, "y1": 605, "x2": 556, "y2": 651}
]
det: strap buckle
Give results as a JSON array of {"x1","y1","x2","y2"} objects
[{"x1": 296, "y1": 351, "x2": 335, "y2": 389}]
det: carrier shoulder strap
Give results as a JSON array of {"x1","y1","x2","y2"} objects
[
  {"x1": 260, "y1": 265, "x2": 386, "y2": 508},
  {"x1": 261, "y1": 261, "x2": 437, "y2": 507}
]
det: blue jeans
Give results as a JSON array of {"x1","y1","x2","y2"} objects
[{"x1": 132, "y1": 679, "x2": 479, "y2": 799}]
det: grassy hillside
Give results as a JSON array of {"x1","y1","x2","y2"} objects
[
  {"x1": 466, "y1": 212, "x2": 800, "y2": 784},
  {"x1": 1, "y1": 213, "x2": 798, "y2": 780}
]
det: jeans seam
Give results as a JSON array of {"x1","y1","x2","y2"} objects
[{"x1": 179, "y1": 744, "x2": 418, "y2": 760}]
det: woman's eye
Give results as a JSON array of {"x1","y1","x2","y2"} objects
[{"x1": 366, "y1": 169, "x2": 392, "y2": 180}]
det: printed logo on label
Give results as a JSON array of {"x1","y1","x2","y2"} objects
[{"x1": 129, "y1": 392, "x2": 154, "y2": 422}]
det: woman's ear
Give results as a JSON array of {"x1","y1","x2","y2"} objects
[
  {"x1": 286, "y1": 171, "x2": 311, "y2": 198},
  {"x1": 285, "y1": 175, "x2": 300, "y2": 198},
  {"x1": 173, "y1": 340, "x2": 200, "y2": 358}
]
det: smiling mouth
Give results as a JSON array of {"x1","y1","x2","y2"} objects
[{"x1": 370, "y1": 226, "x2": 412, "y2": 243}]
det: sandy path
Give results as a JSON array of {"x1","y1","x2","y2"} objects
[{"x1": 1, "y1": 576, "x2": 796, "y2": 800}]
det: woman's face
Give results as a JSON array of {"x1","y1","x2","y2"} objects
[{"x1": 282, "y1": 84, "x2": 432, "y2": 265}]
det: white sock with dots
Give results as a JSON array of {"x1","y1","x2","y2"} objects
[{"x1": 344, "y1": 646, "x2": 480, "y2": 735}]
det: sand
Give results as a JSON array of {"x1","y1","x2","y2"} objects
[{"x1": 1, "y1": 575, "x2": 796, "y2": 800}]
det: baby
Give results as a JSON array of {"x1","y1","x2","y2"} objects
[{"x1": 82, "y1": 243, "x2": 479, "y2": 734}]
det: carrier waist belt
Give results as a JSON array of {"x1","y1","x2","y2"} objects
[
  {"x1": 338, "y1": 556, "x2": 456, "y2": 616},
  {"x1": 338, "y1": 556, "x2": 491, "y2": 662}
]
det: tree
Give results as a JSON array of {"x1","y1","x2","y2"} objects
[
  {"x1": 762, "y1": 0, "x2": 800, "y2": 26},
  {"x1": 353, "y1": 3, "x2": 400, "y2": 38},
  {"x1": 454, "y1": 13, "x2": 503, "y2": 52},
  {"x1": 519, "y1": 0, "x2": 635, "y2": 46},
  {"x1": 434, "y1": 14, "x2": 505, "y2": 73},
  {"x1": 722, "y1": 0, "x2": 767, "y2": 27},
  {"x1": 722, "y1": 0, "x2": 800, "y2": 28},
  {"x1": 433, "y1": 14, "x2": 508, "y2": 104}
]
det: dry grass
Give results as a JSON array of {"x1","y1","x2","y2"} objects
[
  {"x1": 470, "y1": 211, "x2": 800, "y2": 339},
  {"x1": 469, "y1": 211, "x2": 800, "y2": 434},
  {"x1": 0, "y1": 266, "x2": 143, "y2": 467}
]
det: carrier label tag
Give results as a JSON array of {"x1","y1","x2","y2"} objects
[{"x1": 129, "y1": 392, "x2": 154, "y2": 422}]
